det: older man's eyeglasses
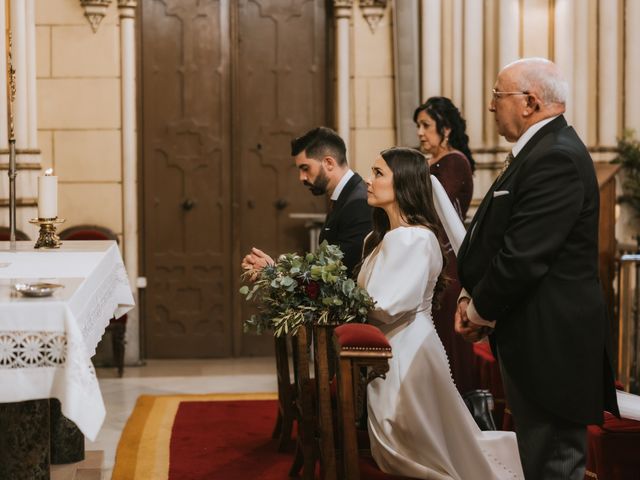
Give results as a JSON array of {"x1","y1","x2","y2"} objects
[{"x1": 491, "y1": 89, "x2": 529, "y2": 101}]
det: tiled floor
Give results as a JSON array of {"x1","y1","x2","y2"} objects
[{"x1": 86, "y1": 357, "x2": 278, "y2": 479}]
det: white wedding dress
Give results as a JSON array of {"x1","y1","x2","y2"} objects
[{"x1": 358, "y1": 226, "x2": 524, "y2": 480}]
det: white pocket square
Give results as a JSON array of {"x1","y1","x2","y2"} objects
[{"x1": 493, "y1": 190, "x2": 510, "y2": 198}]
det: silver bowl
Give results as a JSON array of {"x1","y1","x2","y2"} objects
[{"x1": 13, "y1": 282, "x2": 64, "y2": 298}]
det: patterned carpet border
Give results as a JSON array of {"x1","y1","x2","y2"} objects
[{"x1": 112, "y1": 392, "x2": 278, "y2": 480}]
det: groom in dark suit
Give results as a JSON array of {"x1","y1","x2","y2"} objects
[
  {"x1": 242, "y1": 126, "x2": 371, "y2": 277},
  {"x1": 455, "y1": 58, "x2": 619, "y2": 479}
]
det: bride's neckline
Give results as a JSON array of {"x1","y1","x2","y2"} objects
[{"x1": 389, "y1": 225, "x2": 432, "y2": 232}]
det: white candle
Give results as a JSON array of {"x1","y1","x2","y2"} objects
[{"x1": 38, "y1": 168, "x2": 58, "y2": 219}]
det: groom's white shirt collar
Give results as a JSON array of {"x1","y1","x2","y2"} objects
[
  {"x1": 511, "y1": 115, "x2": 560, "y2": 157},
  {"x1": 331, "y1": 169, "x2": 354, "y2": 201}
]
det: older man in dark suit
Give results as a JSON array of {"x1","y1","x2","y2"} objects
[
  {"x1": 455, "y1": 58, "x2": 619, "y2": 479},
  {"x1": 242, "y1": 126, "x2": 371, "y2": 277}
]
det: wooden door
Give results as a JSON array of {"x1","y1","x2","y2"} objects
[
  {"x1": 140, "y1": 0, "x2": 327, "y2": 357},
  {"x1": 141, "y1": 0, "x2": 233, "y2": 357},
  {"x1": 233, "y1": 0, "x2": 328, "y2": 355}
]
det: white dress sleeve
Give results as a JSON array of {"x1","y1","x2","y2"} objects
[{"x1": 362, "y1": 227, "x2": 442, "y2": 325}]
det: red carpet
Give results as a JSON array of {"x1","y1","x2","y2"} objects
[
  {"x1": 113, "y1": 393, "x2": 407, "y2": 480},
  {"x1": 112, "y1": 393, "x2": 289, "y2": 480},
  {"x1": 169, "y1": 399, "x2": 292, "y2": 479}
]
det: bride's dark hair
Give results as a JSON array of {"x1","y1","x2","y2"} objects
[{"x1": 359, "y1": 147, "x2": 449, "y2": 309}]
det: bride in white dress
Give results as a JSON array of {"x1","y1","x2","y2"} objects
[{"x1": 357, "y1": 147, "x2": 524, "y2": 479}]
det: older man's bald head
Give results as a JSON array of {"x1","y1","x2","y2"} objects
[{"x1": 501, "y1": 58, "x2": 568, "y2": 106}]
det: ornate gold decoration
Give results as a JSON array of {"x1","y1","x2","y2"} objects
[
  {"x1": 29, "y1": 218, "x2": 66, "y2": 249},
  {"x1": 6, "y1": 31, "x2": 17, "y2": 245},
  {"x1": 359, "y1": 0, "x2": 388, "y2": 32},
  {"x1": 80, "y1": 0, "x2": 113, "y2": 33}
]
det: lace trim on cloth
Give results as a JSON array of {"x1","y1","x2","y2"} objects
[
  {"x1": 0, "y1": 331, "x2": 67, "y2": 368},
  {"x1": 81, "y1": 262, "x2": 131, "y2": 357}
]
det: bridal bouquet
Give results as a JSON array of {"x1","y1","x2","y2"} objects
[{"x1": 240, "y1": 241, "x2": 375, "y2": 337}]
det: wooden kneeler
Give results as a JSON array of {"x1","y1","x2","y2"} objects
[
  {"x1": 290, "y1": 325, "x2": 317, "y2": 479},
  {"x1": 272, "y1": 335, "x2": 296, "y2": 451},
  {"x1": 289, "y1": 324, "x2": 339, "y2": 480},
  {"x1": 333, "y1": 323, "x2": 393, "y2": 480}
]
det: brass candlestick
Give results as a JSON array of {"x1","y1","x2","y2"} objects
[{"x1": 28, "y1": 217, "x2": 65, "y2": 249}]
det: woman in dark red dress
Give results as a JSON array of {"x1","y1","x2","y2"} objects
[{"x1": 414, "y1": 96, "x2": 475, "y2": 394}]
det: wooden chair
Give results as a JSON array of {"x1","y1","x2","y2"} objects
[
  {"x1": 271, "y1": 335, "x2": 296, "y2": 451},
  {"x1": 0, "y1": 226, "x2": 30, "y2": 241},
  {"x1": 58, "y1": 225, "x2": 127, "y2": 377},
  {"x1": 332, "y1": 323, "x2": 401, "y2": 480},
  {"x1": 287, "y1": 324, "x2": 339, "y2": 480},
  {"x1": 289, "y1": 325, "x2": 317, "y2": 479},
  {"x1": 312, "y1": 324, "x2": 338, "y2": 480}
]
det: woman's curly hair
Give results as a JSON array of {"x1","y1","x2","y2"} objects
[{"x1": 413, "y1": 96, "x2": 475, "y2": 172}]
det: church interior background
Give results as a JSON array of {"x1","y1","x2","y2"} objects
[
  {"x1": 1, "y1": 0, "x2": 638, "y2": 378},
  {"x1": 2, "y1": 0, "x2": 640, "y2": 478}
]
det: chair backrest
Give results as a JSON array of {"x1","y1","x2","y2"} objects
[
  {"x1": 58, "y1": 225, "x2": 118, "y2": 242},
  {"x1": 0, "y1": 226, "x2": 31, "y2": 241}
]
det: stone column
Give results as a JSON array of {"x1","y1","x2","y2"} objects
[
  {"x1": 334, "y1": 0, "x2": 352, "y2": 153},
  {"x1": 420, "y1": 0, "x2": 441, "y2": 99},
  {"x1": 119, "y1": 0, "x2": 140, "y2": 364},
  {"x1": 554, "y1": 0, "x2": 575, "y2": 124},
  {"x1": 463, "y1": 0, "x2": 483, "y2": 147},
  {"x1": 497, "y1": 0, "x2": 520, "y2": 150},
  {"x1": 573, "y1": 1, "x2": 595, "y2": 144},
  {"x1": 598, "y1": 0, "x2": 621, "y2": 147},
  {"x1": 451, "y1": 0, "x2": 463, "y2": 106},
  {"x1": 498, "y1": 0, "x2": 519, "y2": 70}
]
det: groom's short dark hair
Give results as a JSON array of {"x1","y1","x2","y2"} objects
[{"x1": 290, "y1": 127, "x2": 347, "y2": 166}]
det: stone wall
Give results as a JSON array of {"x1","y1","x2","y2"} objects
[{"x1": 36, "y1": 0, "x2": 123, "y2": 240}]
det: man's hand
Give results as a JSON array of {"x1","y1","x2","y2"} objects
[
  {"x1": 455, "y1": 297, "x2": 491, "y2": 343},
  {"x1": 241, "y1": 247, "x2": 274, "y2": 280}
]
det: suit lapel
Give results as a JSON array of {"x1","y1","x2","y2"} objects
[
  {"x1": 321, "y1": 173, "x2": 363, "y2": 240},
  {"x1": 330, "y1": 173, "x2": 362, "y2": 218},
  {"x1": 336, "y1": 173, "x2": 362, "y2": 204},
  {"x1": 464, "y1": 115, "x2": 568, "y2": 248}
]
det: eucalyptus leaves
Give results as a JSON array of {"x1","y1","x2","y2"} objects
[{"x1": 240, "y1": 241, "x2": 375, "y2": 337}]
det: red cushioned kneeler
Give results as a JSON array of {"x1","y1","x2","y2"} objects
[
  {"x1": 334, "y1": 323, "x2": 391, "y2": 349},
  {"x1": 334, "y1": 324, "x2": 418, "y2": 479},
  {"x1": 585, "y1": 412, "x2": 640, "y2": 480}
]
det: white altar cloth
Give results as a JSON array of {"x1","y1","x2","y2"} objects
[{"x1": 0, "y1": 241, "x2": 134, "y2": 440}]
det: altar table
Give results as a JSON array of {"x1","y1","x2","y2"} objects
[{"x1": 0, "y1": 241, "x2": 134, "y2": 477}]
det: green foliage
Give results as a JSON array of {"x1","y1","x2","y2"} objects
[
  {"x1": 613, "y1": 130, "x2": 640, "y2": 218},
  {"x1": 239, "y1": 241, "x2": 375, "y2": 337}
]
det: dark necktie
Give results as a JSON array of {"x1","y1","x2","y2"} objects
[{"x1": 496, "y1": 152, "x2": 514, "y2": 181}]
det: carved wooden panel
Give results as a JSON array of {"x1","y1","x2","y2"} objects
[
  {"x1": 141, "y1": 0, "x2": 327, "y2": 357},
  {"x1": 141, "y1": 0, "x2": 232, "y2": 357},
  {"x1": 235, "y1": 0, "x2": 327, "y2": 355}
]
